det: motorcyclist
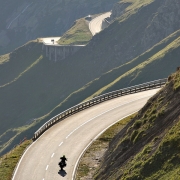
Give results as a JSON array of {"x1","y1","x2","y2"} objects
[{"x1": 59, "y1": 155, "x2": 67, "y2": 170}]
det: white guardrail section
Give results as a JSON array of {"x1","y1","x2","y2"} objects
[{"x1": 33, "y1": 78, "x2": 167, "y2": 141}]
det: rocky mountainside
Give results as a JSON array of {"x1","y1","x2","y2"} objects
[
  {"x1": 0, "y1": 0, "x2": 118, "y2": 55},
  {"x1": 94, "y1": 68, "x2": 180, "y2": 180}
]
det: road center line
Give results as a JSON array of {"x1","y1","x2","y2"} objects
[
  {"x1": 46, "y1": 165, "x2": 49, "y2": 170},
  {"x1": 59, "y1": 142, "x2": 63, "y2": 147},
  {"x1": 72, "y1": 111, "x2": 138, "y2": 179},
  {"x1": 66, "y1": 95, "x2": 152, "y2": 139},
  {"x1": 51, "y1": 153, "x2": 55, "y2": 158}
]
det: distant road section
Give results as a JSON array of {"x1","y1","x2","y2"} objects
[
  {"x1": 42, "y1": 37, "x2": 61, "y2": 45},
  {"x1": 89, "y1": 12, "x2": 111, "y2": 36}
]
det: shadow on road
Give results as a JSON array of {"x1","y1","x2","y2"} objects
[{"x1": 58, "y1": 169, "x2": 67, "y2": 177}]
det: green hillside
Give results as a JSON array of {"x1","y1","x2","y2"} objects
[
  {"x1": 58, "y1": 18, "x2": 92, "y2": 45},
  {"x1": 62, "y1": 0, "x2": 178, "y2": 77},
  {"x1": 33, "y1": 29, "x2": 180, "y2": 143},
  {"x1": 0, "y1": 139, "x2": 32, "y2": 180},
  {"x1": 0, "y1": 0, "x2": 180, "y2": 156},
  {"x1": 1, "y1": 28, "x2": 179, "y2": 156},
  {"x1": 0, "y1": 0, "x2": 119, "y2": 55},
  {"x1": 0, "y1": 40, "x2": 42, "y2": 86},
  {"x1": 84, "y1": 30, "x2": 180, "y2": 99},
  {"x1": 94, "y1": 69, "x2": 180, "y2": 180},
  {"x1": 0, "y1": 40, "x2": 96, "y2": 154}
]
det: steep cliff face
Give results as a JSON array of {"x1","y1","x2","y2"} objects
[{"x1": 0, "y1": 0, "x2": 119, "y2": 55}]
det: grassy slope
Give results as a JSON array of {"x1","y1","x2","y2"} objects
[
  {"x1": 0, "y1": 0, "x2": 119, "y2": 55},
  {"x1": 0, "y1": 140, "x2": 32, "y2": 180},
  {"x1": 94, "y1": 70, "x2": 180, "y2": 179},
  {"x1": 121, "y1": 0, "x2": 154, "y2": 9},
  {"x1": 66, "y1": 0, "x2": 164, "y2": 79},
  {"x1": 80, "y1": 30, "x2": 180, "y2": 101},
  {"x1": 0, "y1": 0, "x2": 179, "y2": 156},
  {"x1": 1, "y1": 27, "x2": 179, "y2": 156},
  {"x1": 0, "y1": 40, "x2": 93, "y2": 154},
  {"x1": 0, "y1": 40, "x2": 42, "y2": 86},
  {"x1": 58, "y1": 18, "x2": 92, "y2": 45},
  {"x1": 76, "y1": 113, "x2": 135, "y2": 179},
  {"x1": 0, "y1": 0, "x2": 134, "y2": 155}
]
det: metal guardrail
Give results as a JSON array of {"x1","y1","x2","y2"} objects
[{"x1": 32, "y1": 78, "x2": 167, "y2": 141}]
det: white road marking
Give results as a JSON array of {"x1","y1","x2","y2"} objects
[
  {"x1": 11, "y1": 90, "x2": 159, "y2": 180},
  {"x1": 51, "y1": 153, "x2": 55, "y2": 158},
  {"x1": 59, "y1": 142, "x2": 63, "y2": 147},
  {"x1": 46, "y1": 165, "x2": 49, "y2": 170},
  {"x1": 66, "y1": 95, "x2": 151, "y2": 139}
]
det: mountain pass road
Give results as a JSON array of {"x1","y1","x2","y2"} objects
[
  {"x1": 89, "y1": 12, "x2": 111, "y2": 36},
  {"x1": 12, "y1": 88, "x2": 160, "y2": 180}
]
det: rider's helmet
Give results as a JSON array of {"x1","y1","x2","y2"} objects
[{"x1": 63, "y1": 155, "x2": 66, "y2": 158}]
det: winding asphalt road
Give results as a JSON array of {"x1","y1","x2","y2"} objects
[
  {"x1": 12, "y1": 88, "x2": 160, "y2": 180},
  {"x1": 89, "y1": 12, "x2": 111, "y2": 36},
  {"x1": 41, "y1": 11, "x2": 111, "y2": 46}
]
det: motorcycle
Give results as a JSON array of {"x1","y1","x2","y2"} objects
[{"x1": 59, "y1": 161, "x2": 66, "y2": 170}]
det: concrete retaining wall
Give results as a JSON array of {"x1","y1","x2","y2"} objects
[
  {"x1": 101, "y1": 18, "x2": 110, "y2": 30},
  {"x1": 42, "y1": 43, "x2": 85, "y2": 61}
]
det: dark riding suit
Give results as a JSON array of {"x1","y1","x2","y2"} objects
[
  {"x1": 60, "y1": 156, "x2": 67, "y2": 164},
  {"x1": 59, "y1": 156, "x2": 67, "y2": 170}
]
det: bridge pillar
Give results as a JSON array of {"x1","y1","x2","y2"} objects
[
  {"x1": 49, "y1": 47, "x2": 51, "y2": 61},
  {"x1": 63, "y1": 47, "x2": 65, "y2": 59},
  {"x1": 46, "y1": 46, "x2": 49, "y2": 57},
  {"x1": 55, "y1": 46, "x2": 57, "y2": 62},
  {"x1": 42, "y1": 43, "x2": 84, "y2": 61}
]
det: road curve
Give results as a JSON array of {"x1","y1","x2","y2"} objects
[
  {"x1": 12, "y1": 89, "x2": 160, "y2": 180},
  {"x1": 89, "y1": 12, "x2": 111, "y2": 36}
]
